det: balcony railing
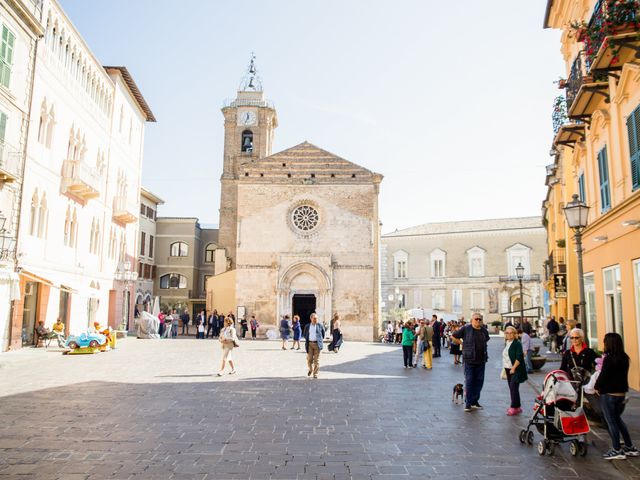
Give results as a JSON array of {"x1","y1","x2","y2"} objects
[
  {"x1": 112, "y1": 195, "x2": 137, "y2": 224},
  {"x1": 566, "y1": 52, "x2": 585, "y2": 111},
  {"x1": 552, "y1": 95, "x2": 569, "y2": 134},
  {"x1": 61, "y1": 159, "x2": 100, "y2": 200},
  {"x1": 584, "y1": 0, "x2": 640, "y2": 70},
  {"x1": 0, "y1": 141, "x2": 21, "y2": 183},
  {"x1": 498, "y1": 274, "x2": 541, "y2": 283}
]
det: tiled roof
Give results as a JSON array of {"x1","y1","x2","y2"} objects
[{"x1": 383, "y1": 216, "x2": 544, "y2": 237}]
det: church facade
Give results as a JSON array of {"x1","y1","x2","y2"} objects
[{"x1": 207, "y1": 60, "x2": 383, "y2": 341}]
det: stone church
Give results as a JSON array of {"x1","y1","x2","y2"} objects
[{"x1": 207, "y1": 58, "x2": 382, "y2": 341}]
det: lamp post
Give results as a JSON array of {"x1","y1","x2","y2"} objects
[
  {"x1": 515, "y1": 262, "x2": 525, "y2": 326},
  {"x1": 563, "y1": 193, "x2": 590, "y2": 328},
  {"x1": 115, "y1": 261, "x2": 138, "y2": 331}
]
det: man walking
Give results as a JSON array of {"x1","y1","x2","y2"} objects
[
  {"x1": 180, "y1": 309, "x2": 190, "y2": 336},
  {"x1": 206, "y1": 311, "x2": 216, "y2": 338},
  {"x1": 452, "y1": 313, "x2": 490, "y2": 412},
  {"x1": 431, "y1": 315, "x2": 441, "y2": 357},
  {"x1": 303, "y1": 313, "x2": 325, "y2": 379}
]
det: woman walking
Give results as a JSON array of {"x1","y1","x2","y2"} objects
[
  {"x1": 218, "y1": 317, "x2": 238, "y2": 376},
  {"x1": 595, "y1": 332, "x2": 639, "y2": 460},
  {"x1": 450, "y1": 324, "x2": 461, "y2": 365},
  {"x1": 291, "y1": 315, "x2": 302, "y2": 350},
  {"x1": 280, "y1": 315, "x2": 291, "y2": 350},
  {"x1": 328, "y1": 314, "x2": 343, "y2": 353},
  {"x1": 401, "y1": 320, "x2": 415, "y2": 368},
  {"x1": 502, "y1": 326, "x2": 527, "y2": 416}
]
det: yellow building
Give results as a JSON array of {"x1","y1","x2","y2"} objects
[{"x1": 544, "y1": 0, "x2": 640, "y2": 390}]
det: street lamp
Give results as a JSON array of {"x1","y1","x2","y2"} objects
[
  {"x1": 563, "y1": 193, "x2": 589, "y2": 328},
  {"x1": 515, "y1": 262, "x2": 525, "y2": 326},
  {"x1": 115, "y1": 261, "x2": 138, "y2": 331}
]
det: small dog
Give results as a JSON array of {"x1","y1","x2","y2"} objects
[{"x1": 452, "y1": 383, "x2": 464, "y2": 404}]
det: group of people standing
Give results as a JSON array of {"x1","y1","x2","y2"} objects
[{"x1": 280, "y1": 313, "x2": 343, "y2": 354}]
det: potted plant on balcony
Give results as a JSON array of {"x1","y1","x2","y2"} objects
[{"x1": 556, "y1": 238, "x2": 566, "y2": 248}]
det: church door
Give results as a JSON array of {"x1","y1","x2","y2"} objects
[{"x1": 292, "y1": 294, "x2": 316, "y2": 332}]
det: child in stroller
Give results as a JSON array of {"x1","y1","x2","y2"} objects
[{"x1": 519, "y1": 369, "x2": 590, "y2": 456}]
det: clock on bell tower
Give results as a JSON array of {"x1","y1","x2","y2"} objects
[{"x1": 218, "y1": 54, "x2": 278, "y2": 266}]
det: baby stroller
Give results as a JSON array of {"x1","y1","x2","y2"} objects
[{"x1": 518, "y1": 369, "x2": 590, "y2": 457}]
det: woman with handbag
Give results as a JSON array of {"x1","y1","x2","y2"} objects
[
  {"x1": 502, "y1": 326, "x2": 527, "y2": 416},
  {"x1": 594, "y1": 332, "x2": 639, "y2": 460},
  {"x1": 218, "y1": 317, "x2": 238, "y2": 376},
  {"x1": 560, "y1": 328, "x2": 597, "y2": 381}
]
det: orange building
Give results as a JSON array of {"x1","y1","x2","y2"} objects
[{"x1": 544, "y1": 0, "x2": 640, "y2": 389}]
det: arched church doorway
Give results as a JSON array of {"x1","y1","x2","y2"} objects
[{"x1": 293, "y1": 294, "x2": 316, "y2": 331}]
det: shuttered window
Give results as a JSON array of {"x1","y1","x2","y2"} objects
[
  {"x1": 0, "y1": 25, "x2": 15, "y2": 89},
  {"x1": 578, "y1": 173, "x2": 586, "y2": 203},
  {"x1": 597, "y1": 146, "x2": 611, "y2": 213},
  {"x1": 0, "y1": 111, "x2": 7, "y2": 161},
  {"x1": 626, "y1": 104, "x2": 640, "y2": 191}
]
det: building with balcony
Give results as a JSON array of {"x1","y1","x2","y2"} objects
[
  {"x1": 7, "y1": 0, "x2": 155, "y2": 349},
  {"x1": 381, "y1": 217, "x2": 547, "y2": 327},
  {"x1": 0, "y1": 0, "x2": 43, "y2": 351},
  {"x1": 154, "y1": 217, "x2": 218, "y2": 318},
  {"x1": 134, "y1": 188, "x2": 163, "y2": 314},
  {"x1": 544, "y1": 0, "x2": 640, "y2": 389}
]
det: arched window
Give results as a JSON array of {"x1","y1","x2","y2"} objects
[
  {"x1": 170, "y1": 242, "x2": 188, "y2": 257},
  {"x1": 63, "y1": 206, "x2": 71, "y2": 246},
  {"x1": 45, "y1": 105, "x2": 55, "y2": 148},
  {"x1": 70, "y1": 209, "x2": 78, "y2": 248},
  {"x1": 29, "y1": 190, "x2": 39, "y2": 236},
  {"x1": 241, "y1": 129, "x2": 253, "y2": 153},
  {"x1": 204, "y1": 243, "x2": 216, "y2": 263},
  {"x1": 159, "y1": 273, "x2": 187, "y2": 289},
  {"x1": 38, "y1": 193, "x2": 47, "y2": 238}
]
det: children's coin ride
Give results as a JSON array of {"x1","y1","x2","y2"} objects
[{"x1": 64, "y1": 323, "x2": 116, "y2": 354}]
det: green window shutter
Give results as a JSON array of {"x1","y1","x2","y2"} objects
[
  {"x1": 0, "y1": 111, "x2": 7, "y2": 164},
  {"x1": 627, "y1": 105, "x2": 640, "y2": 191},
  {"x1": 597, "y1": 147, "x2": 611, "y2": 212},
  {"x1": 578, "y1": 173, "x2": 586, "y2": 203},
  {"x1": 0, "y1": 25, "x2": 14, "y2": 89}
]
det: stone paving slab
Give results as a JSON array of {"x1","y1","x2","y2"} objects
[{"x1": 0, "y1": 337, "x2": 639, "y2": 479}]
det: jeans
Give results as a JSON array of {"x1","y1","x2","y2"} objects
[
  {"x1": 600, "y1": 394, "x2": 633, "y2": 450},
  {"x1": 505, "y1": 369, "x2": 521, "y2": 408},
  {"x1": 402, "y1": 345, "x2": 413, "y2": 367},
  {"x1": 171, "y1": 324, "x2": 178, "y2": 338},
  {"x1": 524, "y1": 350, "x2": 533, "y2": 373},
  {"x1": 181, "y1": 322, "x2": 189, "y2": 335},
  {"x1": 251, "y1": 328, "x2": 257, "y2": 338},
  {"x1": 414, "y1": 340, "x2": 424, "y2": 367},
  {"x1": 464, "y1": 362, "x2": 486, "y2": 407}
]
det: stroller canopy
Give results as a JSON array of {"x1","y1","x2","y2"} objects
[{"x1": 542, "y1": 370, "x2": 577, "y2": 405}]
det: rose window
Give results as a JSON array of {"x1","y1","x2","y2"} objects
[{"x1": 291, "y1": 205, "x2": 319, "y2": 232}]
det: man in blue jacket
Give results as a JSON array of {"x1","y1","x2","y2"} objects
[
  {"x1": 452, "y1": 313, "x2": 490, "y2": 412},
  {"x1": 303, "y1": 313, "x2": 325, "y2": 379}
]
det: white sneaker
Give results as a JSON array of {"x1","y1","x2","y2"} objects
[
  {"x1": 229, "y1": 370, "x2": 236, "y2": 375},
  {"x1": 216, "y1": 372, "x2": 223, "y2": 377}
]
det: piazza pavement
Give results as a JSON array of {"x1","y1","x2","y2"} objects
[{"x1": 0, "y1": 334, "x2": 639, "y2": 480}]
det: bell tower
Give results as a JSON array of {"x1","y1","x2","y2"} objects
[{"x1": 219, "y1": 55, "x2": 278, "y2": 267}]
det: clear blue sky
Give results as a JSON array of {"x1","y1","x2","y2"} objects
[{"x1": 60, "y1": 0, "x2": 563, "y2": 232}]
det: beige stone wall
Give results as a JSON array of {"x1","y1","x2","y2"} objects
[{"x1": 234, "y1": 183, "x2": 378, "y2": 340}]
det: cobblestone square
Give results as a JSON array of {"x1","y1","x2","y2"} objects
[{"x1": 0, "y1": 337, "x2": 638, "y2": 479}]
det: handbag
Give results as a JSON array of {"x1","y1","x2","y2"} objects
[
  {"x1": 500, "y1": 369, "x2": 507, "y2": 380},
  {"x1": 570, "y1": 352, "x2": 591, "y2": 385},
  {"x1": 233, "y1": 340, "x2": 240, "y2": 348}
]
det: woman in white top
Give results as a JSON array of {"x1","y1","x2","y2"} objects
[{"x1": 218, "y1": 317, "x2": 238, "y2": 376}]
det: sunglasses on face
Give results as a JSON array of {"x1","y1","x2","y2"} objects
[{"x1": 570, "y1": 336, "x2": 581, "y2": 340}]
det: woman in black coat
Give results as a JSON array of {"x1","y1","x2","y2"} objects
[
  {"x1": 328, "y1": 314, "x2": 343, "y2": 353},
  {"x1": 595, "y1": 332, "x2": 638, "y2": 460},
  {"x1": 560, "y1": 328, "x2": 597, "y2": 380}
]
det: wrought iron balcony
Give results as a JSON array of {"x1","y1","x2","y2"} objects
[
  {"x1": 61, "y1": 159, "x2": 100, "y2": 200},
  {"x1": 564, "y1": 51, "x2": 609, "y2": 119},
  {"x1": 0, "y1": 142, "x2": 21, "y2": 184},
  {"x1": 498, "y1": 274, "x2": 541, "y2": 283},
  {"x1": 584, "y1": 0, "x2": 640, "y2": 71},
  {"x1": 552, "y1": 95, "x2": 586, "y2": 147},
  {"x1": 112, "y1": 195, "x2": 138, "y2": 224}
]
